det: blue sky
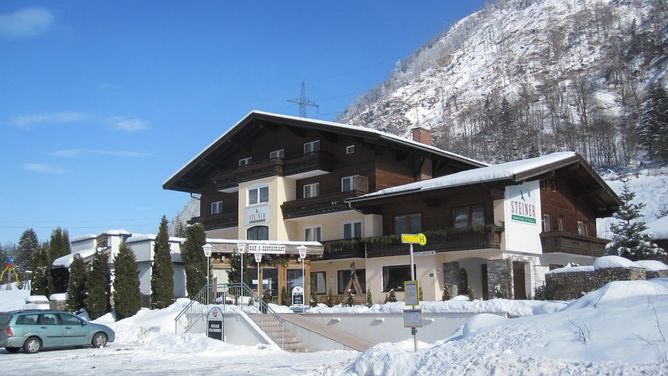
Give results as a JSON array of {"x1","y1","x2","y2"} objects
[{"x1": 0, "y1": 1, "x2": 484, "y2": 245}]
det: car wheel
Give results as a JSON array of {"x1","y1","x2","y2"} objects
[
  {"x1": 23, "y1": 337, "x2": 42, "y2": 354},
  {"x1": 92, "y1": 332, "x2": 108, "y2": 348},
  {"x1": 5, "y1": 347, "x2": 20, "y2": 353}
]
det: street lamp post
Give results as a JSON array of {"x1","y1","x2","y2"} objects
[
  {"x1": 297, "y1": 245, "x2": 307, "y2": 307},
  {"x1": 237, "y1": 243, "x2": 246, "y2": 298},
  {"x1": 254, "y1": 253, "x2": 263, "y2": 305},
  {"x1": 203, "y1": 243, "x2": 212, "y2": 305}
]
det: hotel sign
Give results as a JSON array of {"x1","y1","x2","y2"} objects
[
  {"x1": 245, "y1": 204, "x2": 270, "y2": 225},
  {"x1": 508, "y1": 185, "x2": 537, "y2": 224}
]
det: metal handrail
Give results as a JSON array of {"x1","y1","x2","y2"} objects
[{"x1": 173, "y1": 282, "x2": 287, "y2": 350}]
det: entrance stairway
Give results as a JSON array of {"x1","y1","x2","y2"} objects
[{"x1": 248, "y1": 313, "x2": 306, "y2": 352}]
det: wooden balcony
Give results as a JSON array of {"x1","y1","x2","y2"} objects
[
  {"x1": 366, "y1": 228, "x2": 503, "y2": 258},
  {"x1": 281, "y1": 187, "x2": 368, "y2": 219},
  {"x1": 320, "y1": 239, "x2": 366, "y2": 260},
  {"x1": 188, "y1": 212, "x2": 238, "y2": 230},
  {"x1": 213, "y1": 152, "x2": 335, "y2": 191},
  {"x1": 540, "y1": 231, "x2": 607, "y2": 257}
]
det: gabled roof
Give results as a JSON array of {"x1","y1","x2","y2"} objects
[
  {"x1": 163, "y1": 111, "x2": 487, "y2": 192},
  {"x1": 348, "y1": 152, "x2": 620, "y2": 214}
]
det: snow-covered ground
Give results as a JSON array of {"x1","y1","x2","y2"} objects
[{"x1": 2, "y1": 278, "x2": 668, "y2": 375}]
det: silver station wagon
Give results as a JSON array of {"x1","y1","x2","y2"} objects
[{"x1": 0, "y1": 309, "x2": 115, "y2": 353}]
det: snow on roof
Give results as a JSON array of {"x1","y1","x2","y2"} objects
[
  {"x1": 52, "y1": 248, "x2": 97, "y2": 267},
  {"x1": 163, "y1": 110, "x2": 487, "y2": 187},
  {"x1": 71, "y1": 230, "x2": 131, "y2": 243},
  {"x1": 71, "y1": 233, "x2": 97, "y2": 242},
  {"x1": 646, "y1": 215, "x2": 668, "y2": 240},
  {"x1": 355, "y1": 152, "x2": 577, "y2": 200},
  {"x1": 125, "y1": 234, "x2": 185, "y2": 244}
]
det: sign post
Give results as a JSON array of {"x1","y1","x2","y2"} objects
[
  {"x1": 207, "y1": 306, "x2": 224, "y2": 341},
  {"x1": 401, "y1": 233, "x2": 427, "y2": 352}
]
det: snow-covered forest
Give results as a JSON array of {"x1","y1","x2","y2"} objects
[{"x1": 339, "y1": 0, "x2": 668, "y2": 168}]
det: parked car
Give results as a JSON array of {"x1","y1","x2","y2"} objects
[{"x1": 0, "y1": 309, "x2": 115, "y2": 354}]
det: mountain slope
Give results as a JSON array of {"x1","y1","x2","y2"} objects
[{"x1": 339, "y1": 0, "x2": 667, "y2": 166}]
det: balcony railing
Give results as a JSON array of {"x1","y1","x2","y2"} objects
[
  {"x1": 540, "y1": 231, "x2": 607, "y2": 257},
  {"x1": 188, "y1": 212, "x2": 238, "y2": 229},
  {"x1": 320, "y1": 239, "x2": 366, "y2": 260},
  {"x1": 366, "y1": 227, "x2": 503, "y2": 258},
  {"x1": 281, "y1": 189, "x2": 368, "y2": 219},
  {"x1": 213, "y1": 152, "x2": 335, "y2": 191}
]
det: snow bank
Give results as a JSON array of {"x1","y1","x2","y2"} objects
[
  {"x1": 306, "y1": 299, "x2": 565, "y2": 317},
  {"x1": 337, "y1": 279, "x2": 668, "y2": 375},
  {"x1": 548, "y1": 265, "x2": 594, "y2": 274}
]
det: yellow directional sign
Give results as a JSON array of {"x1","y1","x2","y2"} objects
[{"x1": 401, "y1": 233, "x2": 427, "y2": 246}]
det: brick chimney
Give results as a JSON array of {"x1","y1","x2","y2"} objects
[
  {"x1": 411, "y1": 127, "x2": 433, "y2": 180},
  {"x1": 411, "y1": 127, "x2": 432, "y2": 146}
]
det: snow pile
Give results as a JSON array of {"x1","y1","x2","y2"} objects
[
  {"x1": 307, "y1": 298, "x2": 565, "y2": 317},
  {"x1": 593, "y1": 255, "x2": 638, "y2": 269},
  {"x1": 547, "y1": 265, "x2": 594, "y2": 274},
  {"x1": 635, "y1": 260, "x2": 668, "y2": 271},
  {"x1": 335, "y1": 280, "x2": 668, "y2": 375}
]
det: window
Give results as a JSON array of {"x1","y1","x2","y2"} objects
[
  {"x1": 394, "y1": 213, "x2": 422, "y2": 234},
  {"x1": 303, "y1": 183, "x2": 319, "y2": 198},
  {"x1": 346, "y1": 145, "x2": 355, "y2": 154},
  {"x1": 310, "y1": 271, "x2": 326, "y2": 294},
  {"x1": 239, "y1": 157, "x2": 252, "y2": 167},
  {"x1": 269, "y1": 149, "x2": 284, "y2": 160},
  {"x1": 304, "y1": 226, "x2": 322, "y2": 242},
  {"x1": 557, "y1": 216, "x2": 565, "y2": 232},
  {"x1": 304, "y1": 140, "x2": 320, "y2": 154},
  {"x1": 59, "y1": 313, "x2": 83, "y2": 326},
  {"x1": 247, "y1": 226, "x2": 269, "y2": 240},
  {"x1": 16, "y1": 314, "x2": 38, "y2": 325},
  {"x1": 382, "y1": 265, "x2": 412, "y2": 292},
  {"x1": 577, "y1": 221, "x2": 588, "y2": 236},
  {"x1": 341, "y1": 175, "x2": 358, "y2": 192},
  {"x1": 38, "y1": 313, "x2": 59, "y2": 325},
  {"x1": 343, "y1": 221, "x2": 362, "y2": 239},
  {"x1": 337, "y1": 268, "x2": 366, "y2": 294},
  {"x1": 287, "y1": 269, "x2": 303, "y2": 291},
  {"x1": 453, "y1": 205, "x2": 485, "y2": 229},
  {"x1": 542, "y1": 214, "x2": 551, "y2": 232},
  {"x1": 248, "y1": 186, "x2": 269, "y2": 205},
  {"x1": 211, "y1": 201, "x2": 223, "y2": 215}
]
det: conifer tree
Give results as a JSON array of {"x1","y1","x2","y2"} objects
[
  {"x1": 113, "y1": 243, "x2": 141, "y2": 320},
  {"x1": 182, "y1": 223, "x2": 207, "y2": 298},
  {"x1": 66, "y1": 254, "x2": 86, "y2": 313},
  {"x1": 637, "y1": 82, "x2": 668, "y2": 163},
  {"x1": 48, "y1": 228, "x2": 71, "y2": 293},
  {"x1": 85, "y1": 250, "x2": 111, "y2": 320},
  {"x1": 228, "y1": 253, "x2": 251, "y2": 286},
  {"x1": 31, "y1": 245, "x2": 50, "y2": 296},
  {"x1": 16, "y1": 229, "x2": 39, "y2": 276},
  {"x1": 151, "y1": 216, "x2": 174, "y2": 309},
  {"x1": 605, "y1": 178, "x2": 666, "y2": 260}
]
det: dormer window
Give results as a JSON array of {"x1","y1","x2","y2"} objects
[
  {"x1": 239, "y1": 157, "x2": 252, "y2": 167},
  {"x1": 304, "y1": 140, "x2": 320, "y2": 154},
  {"x1": 346, "y1": 145, "x2": 355, "y2": 154},
  {"x1": 270, "y1": 149, "x2": 284, "y2": 160}
]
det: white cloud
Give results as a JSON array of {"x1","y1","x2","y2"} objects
[
  {"x1": 50, "y1": 149, "x2": 150, "y2": 158},
  {"x1": 9, "y1": 111, "x2": 90, "y2": 129},
  {"x1": 109, "y1": 117, "x2": 150, "y2": 132},
  {"x1": 0, "y1": 7, "x2": 54, "y2": 39},
  {"x1": 20, "y1": 163, "x2": 65, "y2": 175}
]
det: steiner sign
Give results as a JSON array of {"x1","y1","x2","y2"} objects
[
  {"x1": 401, "y1": 233, "x2": 427, "y2": 246},
  {"x1": 207, "y1": 307, "x2": 224, "y2": 341}
]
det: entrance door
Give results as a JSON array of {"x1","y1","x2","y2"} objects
[{"x1": 512, "y1": 261, "x2": 527, "y2": 299}]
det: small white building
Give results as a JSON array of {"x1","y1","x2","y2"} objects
[{"x1": 53, "y1": 230, "x2": 187, "y2": 306}]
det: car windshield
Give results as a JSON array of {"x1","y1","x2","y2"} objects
[{"x1": 0, "y1": 313, "x2": 10, "y2": 325}]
